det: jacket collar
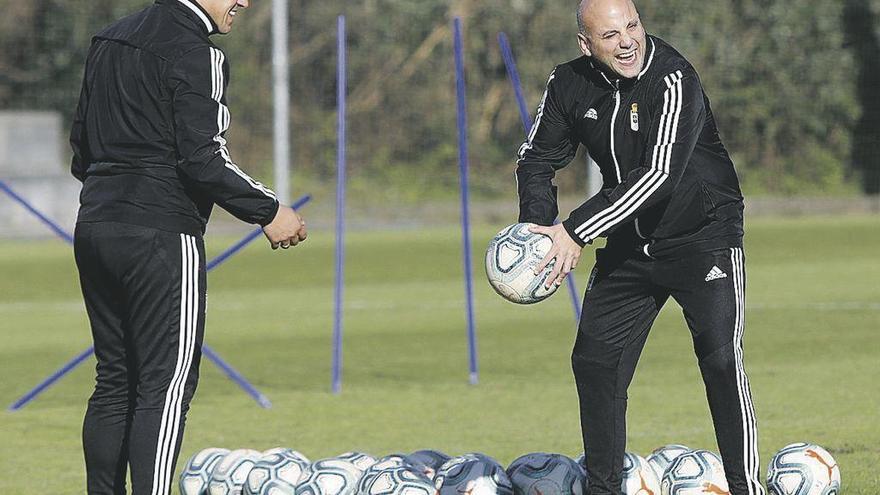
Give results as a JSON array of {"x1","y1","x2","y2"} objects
[
  {"x1": 159, "y1": 0, "x2": 219, "y2": 35},
  {"x1": 588, "y1": 36, "x2": 656, "y2": 90}
]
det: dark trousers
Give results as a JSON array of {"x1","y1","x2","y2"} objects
[
  {"x1": 74, "y1": 221, "x2": 206, "y2": 495},
  {"x1": 572, "y1": 247, "x2": 764, "y2": 495}
]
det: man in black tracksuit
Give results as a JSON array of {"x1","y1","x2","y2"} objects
[
  {"x1": 69, "y1": 0, "x2": 306, "y2": 493},
  {"x1": 519, "y1": 1, "x2": 764, "y2": 494}
]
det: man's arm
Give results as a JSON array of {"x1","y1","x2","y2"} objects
[
  {"x1": 70, "y1": 53, "x2": 91, "y2": 182},
  {"x1": 168, "y1": 46, "x2": 281, "y2": 226},
  {"x1": 516, "y1": 68, "x2": 578, "y2": 226},
  {"x1": 168, "y1": 46, "x2": 306, "y2": 248},
  {"x1": 561, "y1": 69, "x2": 705, "y2": 246}
]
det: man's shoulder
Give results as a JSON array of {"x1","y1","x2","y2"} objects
[
  {"x1": 93, "y1": 5, "x2": 153, "y2": 43},
  {"x1": 553, "y1": 56, "x2": 591, "y2": 82},
  {"x1": 646, "y1": 36, "x2": 698, "y2": 79},
  {"x1": 93, "y1": 4, "x2": 215, "y2": 63},
  {"x1": 542, "y1": 56, "x2": 596, "y2": 99}
]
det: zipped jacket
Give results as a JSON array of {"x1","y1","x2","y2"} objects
[
  {"x1": 70, "y1": 0, "x2": 278, "y2": 236},
  {"x1": 517, "y1": 36, "x2": 744, "y2": 259}
]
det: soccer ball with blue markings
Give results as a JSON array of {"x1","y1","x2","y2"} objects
[
  {"x1": 243, "y1": 448, "x2": 311, "y2": 495},
  {"x1": 335, "y1": 451, "x2": 378, "y2": 473},
  {"x1": 767, "y1": 443, "x2": 840, "y2": 495},
  {"x1": 506, "y1": 452, "x2": 587, "y2": 495},
  {"x1": 621, "y1": 453, "x2": 660, "y2": 495},
  {"x1": 486, "y1": 223, "x2": 559, "y2": 304},
  {"x1": 647, "y1": 445, "x2": 691, "y2": 480},
  {"x1": 660, "y1": 450, "x2": 728, "y2": 495},
  {"x1": 296, "y1": 457, "x2": 365, "y2": 495},
  {"x1": 435, "y1": 454, "x2": 514, "y2": 495},
  {"x1": 357, "y1": 454, "x2": 418, "y2": 494},
  {"x1": 208, "y1": 449, "x2": 264, "y2": 495},
  {"x1": 359, "y1": 466, "x2": 436, "y2": 495},
  {"x1": 179, "y1": 447, "x2": 230, "y2": 495},
  {"x1": 407, "y1": 450, "x2": 451, "y2": 478}
]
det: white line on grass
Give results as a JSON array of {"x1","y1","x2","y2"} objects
[{"x1": 2, "y1": 300, "x2": 878, "y2": 313}]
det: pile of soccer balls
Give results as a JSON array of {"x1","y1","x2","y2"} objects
[{"x1": 179, "y1": 442, "x2": 840, "y2": 495}]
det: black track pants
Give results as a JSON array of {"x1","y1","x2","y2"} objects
[
  {"x1": 74, "y1": 221, "x2": 205, "y2": 495},
  {"x1": 572, "y1": 247, "x2": 764, "y2": 495}
]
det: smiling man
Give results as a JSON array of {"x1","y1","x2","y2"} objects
[
  {"x1": 69, "y1": 1, "x2": 306, "y2": 493},
  {"x1": 518, "y1": 1, "x2": 764, "y2": 494}
]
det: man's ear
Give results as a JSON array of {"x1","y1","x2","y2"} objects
[{"x1": 577, "y1": 33, "x2": 592, "y2": 57}]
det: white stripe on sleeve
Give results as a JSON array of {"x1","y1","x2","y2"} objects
[
  {"x1": 517, "y1": 70, "x2": 556, "y2": 162},
  {"x1": 572, "y1": 71, "x2": 683, "y2": 243},
  {"x1": 209, "y1": 48, "x2": 277, "y2": 201}
]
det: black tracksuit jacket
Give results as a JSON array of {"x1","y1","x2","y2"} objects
[
  {"x1": 69, "y1": 0, "x2": 278, "y2": 236},
  {"x1": 517, "y1": 36, "x2": 744, "y2": 259}
]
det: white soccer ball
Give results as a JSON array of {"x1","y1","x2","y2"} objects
[
  {"x1": 180, "y1": 448, "x2": 230, "y2": 495},
  {"x1": 767, "y1": 443, "x2": 841, "y2": 495},
  {"x1": 261, "y1": 448, "x2": 310, "y2": 464},
  {"x1": 335, "y1": 452, "x2": 378, "y2": 473},
  {"x1": 435, "y1": 454, "x2": 514, "y2": 495},
  {"x1": 357, "y1": 454, "x2": 416, "y2": 494},
  {"x1": 360, "y1": 466, "x2": 436, "y2": 495},
  {"x1": 622, "y1": 453, "x2": 660, "y2": 495},
  {"x1": 485, "y1": 223, "x2": 559, "y2": 304},
  {"x1": 647, "y1": 445, "x2": 691, "y2": 480},
  {"x1": 244, "y1": 449, "x2": 311, "y2": 495},
  {"x1": 209, "y1": 449, "x2": 263, "y2": 495},
  {"x1": 296, "y1": 458, "x2": 364, "y2": 495},
  {"x1": 660, "y1": 450, "x2": 728, "y2": 495},
  {"x1": 506, "y1": 452, "x2": 587, "y2": 495}
]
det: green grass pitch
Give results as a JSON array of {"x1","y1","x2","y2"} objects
[{"x1": 0, "y1": 215, "x2": 877, "y2": 493}]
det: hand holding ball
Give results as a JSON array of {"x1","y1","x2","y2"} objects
[{"x1": 485, "y1": 223, "x2": 560, "y2": 304}]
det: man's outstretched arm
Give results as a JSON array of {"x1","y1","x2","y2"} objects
[{"x1": 168, "y1": 46, "x2": 305, "y2": 248}]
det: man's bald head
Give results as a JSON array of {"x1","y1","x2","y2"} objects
[
  {"x1": 575, "y1": 0, "x2": 647, "y2": 79},
  {"x1": 577, "y1": 0, "x2": 638, "y2": 36}
]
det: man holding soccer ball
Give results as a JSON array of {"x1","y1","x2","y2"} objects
[
  {"x1": 517, "y1": 0, "x2": 764, "y2": 494},
  {"x1": 69, "y1": 0, "x2": 306, "y2": 493}
]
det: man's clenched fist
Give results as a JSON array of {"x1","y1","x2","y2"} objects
[{"x1": 263, "y1": 205, "x2": 308, "y2": 250}]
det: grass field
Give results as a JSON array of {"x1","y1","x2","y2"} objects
[{"x1": 0, "y1": 215, "x2": 878, "y2": 493}]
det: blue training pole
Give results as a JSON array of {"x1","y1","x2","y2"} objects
[
  {"x1": 206, "y1": 194, "x2": 312, "y2": 271},
  {"x1": 498, "y1": 33, "x2": 534, "y2": 132},
  {"x1": 331, "y1": 14, "x2": 347, "y2": 395},
  {"x1": 498, "y1": 32, "x2": 583, "y2": 322},
  {"x1": 7, "y1": 347, "x2": 94, "y2": 411},
  {"x1": 202, "y1": 345, "x2": 272, "y2": 408},
  {"x1": 454, "y1": 18, "x2": 479, "y2": 386},
  {"x1": 5, "y1": 186, "x2": 310, "y2": 410},
  {"x1": 0, "y1": 179, "x2": 74, "y2": 244}
]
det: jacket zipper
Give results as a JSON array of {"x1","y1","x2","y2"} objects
[
  {"x1": 610, "y1": 82, "x2": 649, "y2": 253},
  {"x1": 610, "y1": 87, "x2": 622, "y2": 183}
]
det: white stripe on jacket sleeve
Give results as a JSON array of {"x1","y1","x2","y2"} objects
[
  {"x1": 573, "y1": 71, "x2": 684, "y2": 243},
  {"x1": 209, "y1": 48, "x2": 277, "y2": 201}
]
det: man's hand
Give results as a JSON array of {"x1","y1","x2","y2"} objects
[
  {"x1": 262, "y1": 206, "x2": 308, "y2": 250},
  {"x1": 530, "y1": 223, "x2": 582, "y2": 288}
]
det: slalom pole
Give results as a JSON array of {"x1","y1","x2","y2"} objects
[
  {"x1": 7, "y1": 347, "x2": 94, "y2": 411},
  {"x1": 454, "y1": 17, "x2": 479, "y2": 385},
  {"x1": 498, "y1": 32, "x2": 583, "y2": 321},
  {"x1": 498, "y1": 33, "x2": 534, "y2": 132},
  {"x1": 202, "y1": 345, "x2": 272, "y2": 408},
  {"x1": 206, "y1": 194, "x2": 312, "y2": 271},
  {"x1": 0, "y1": 179, "x2": 74, "y2": 244},
  {"x1": 331, "y1": 14, "x2": 347, "y2": 395},
  {"x1": 4, "y1": 182, "x2": 311, "y2": 410}
]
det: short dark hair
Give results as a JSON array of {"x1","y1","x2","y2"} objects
[{"x1": 577, "y1": 0, "x2": 588, "y2": 35}]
